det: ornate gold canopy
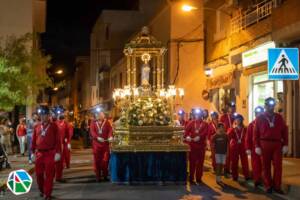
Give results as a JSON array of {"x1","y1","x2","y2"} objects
[{"x1": 123, "y1": 26, "x2": 167, "y2": 89}]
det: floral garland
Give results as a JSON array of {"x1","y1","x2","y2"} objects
[{"x1": 120, "y1": 98, "x2": 172, "y2": 126}]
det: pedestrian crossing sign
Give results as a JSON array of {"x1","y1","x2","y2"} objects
[{"x1": 268, "y1": 48, "x2": 299, "y2": 80}]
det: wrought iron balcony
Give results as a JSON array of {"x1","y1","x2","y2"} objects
[{"x1": 231, "y1": 0, "x2": 280, "y2": 34}]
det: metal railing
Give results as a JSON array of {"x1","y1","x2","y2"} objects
[{"x1": 231, "y1": 0, "x2": 278, "y2": 34}]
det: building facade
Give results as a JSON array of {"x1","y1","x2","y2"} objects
[
  {"x1": 0, "y1": 0, "x2": 47, "y2": 119},
  {"x1": 204, "y1": 0, "x2": 300, "y2": 157},
  {"x1": 72, "y1": 56, "x2": 91, "y2": 118}
]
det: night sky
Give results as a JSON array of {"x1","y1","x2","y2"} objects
[{"x1": 41, "y1": 0, "x2": 138, "y2": 76}]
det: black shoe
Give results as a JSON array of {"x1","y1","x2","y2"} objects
[
  {"x1": 254, "y1": 181, "x2": 260, "y2": 188},
  {"x1": 56, "y1": 179, "x2": 66, "y2": 183},
  {"x1": 224, "y1": 172, "x2": 230, "y2": 178},
  {"x1": 266, "y1": 188, "x2": 273, "y2": 194},
  {"x1": 274, "y1": 189, "x2": 285, "y2": 195},
  {"x1": 103, "y1": 177, "x2": 110, "y2": 182},
  {"x1": 189, "y1": 180, "x2": 196, "y2": 185}
]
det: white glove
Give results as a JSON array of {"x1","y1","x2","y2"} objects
[
  {"x1": 54, "y1": 153, "x2": 61, "y2": 162},
  {"x1": 67, "y1": 143, "x2": 71, "y2": 150},
  {"x1": 185, "y1": 136, "x2": 192, "y2": 142},
  {"x1": 97, "y1": 137, "x2": 104, "y2": 143},
  {"x1": 255, "y1": 147, "x2": 262, "y2": 155},
  {"x1": 246, "y1": 149, "x2": 251, "y2": 155},
  {"x1": 282, "y1": 145, "x2": 288, "y2": 155},
  {"x1": 31, "y1": 154, "x2": 36, "y2": 163},
  {"x1": 193, "y1": 136, "x2": 200, "y2": 142},
  {"x1": 108, "y1": 137, "x2": 114, "y2": 142}
]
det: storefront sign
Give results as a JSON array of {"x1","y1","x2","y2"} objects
[
  {"x1": 207, "y1": 72, "x2": 233, "y2": 90},
  {"x1": 242, "y1": 41, "x2": 276, "y2": 67}
]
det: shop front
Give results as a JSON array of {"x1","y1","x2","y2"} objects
[
  {"x1": 241, "y1": 41, "x2": 284, "y2": 121},
  {"x1": 249, "y1": 72, "x2": 283, "y2": 121},
  {"x1": 206, "y1": 69, "x2": 236, "y2": 113}
]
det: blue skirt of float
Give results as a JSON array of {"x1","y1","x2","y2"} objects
[{"x1": 109, "y1": 152, "x2": 187, "y2": 184}]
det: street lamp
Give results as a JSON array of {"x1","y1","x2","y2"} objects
[
  {"x1": 182, "y1": 4, "x2": 197, "y2": 12},
  {"x1": 204, "y1": 67, "x2": 213, "y2": 77},
  {"x1": 55, "y1": 69, "x2": 63, "y2": 75},
  {"x1": 181, "y1": 3, "x2": 231, "y2": 17}
]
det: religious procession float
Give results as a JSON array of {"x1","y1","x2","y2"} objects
[{"x1": 110, "y1": 27, "x2": 188, "y2": 184}]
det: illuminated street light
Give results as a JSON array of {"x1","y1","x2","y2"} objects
[
  {"x1": 204, "y1": 67, "x2": 213, "y2": 77},
  {"x1": 182, "y1": 4, "x2": 197, "y2": 12},
  {"x1": 56, "y1": 69, "x2": 63, "y2": 74}
]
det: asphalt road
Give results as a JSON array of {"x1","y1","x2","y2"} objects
[{"x1": 2, "y1": 149, "x2": 284, "y2": 200}]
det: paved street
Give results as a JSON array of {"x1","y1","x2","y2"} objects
[{"x1": 2, "y1": 149, "x2": 284, "y2": 200}]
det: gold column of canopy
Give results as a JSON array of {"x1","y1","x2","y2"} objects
[
  {"x1": 133, "y1": 55, "x2": 137, "y2": 87},
  {"x1": 157, "y1": 55, "x2": 162, "y2": 89},
  {"x1": 161, "y1": 52, "x2": 165, "y2": 89},
  {"x1": 126, "y1": 55, "x2": 131, "y2": 86},
  {"x1": 152, "y1": 57, "x2": 156, "y2": 89}
]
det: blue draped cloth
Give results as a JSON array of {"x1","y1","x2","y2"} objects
[{"x1": 110, "y1": 152, "x2": 187, "y2": 183}]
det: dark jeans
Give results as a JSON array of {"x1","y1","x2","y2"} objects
[
  {"x1": 82, "y1": 131, "x2": 91, "y2": 148},
  {"x1": 27, "y1": 134, "x2": 32, "y2": 161}
]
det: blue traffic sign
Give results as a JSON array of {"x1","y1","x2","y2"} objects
[{"x1": 268, "y1": 48, "x2": 299, "y2": 80}]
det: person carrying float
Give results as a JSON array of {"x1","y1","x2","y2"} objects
[
  {"x1": 90, "y1": 110, "x2": 113, "y2": 182},
  {"x1": 184, "y1": 108, "x2": 209, "y2": 184}
]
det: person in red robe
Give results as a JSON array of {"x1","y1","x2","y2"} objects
[
  {"x1": 178, "y1": 109, "x2": 187, "y2": 127},
  {"x1": 55, "y1": 110, "x2": 69, "y2": 182},
  {"x1": 184, "y1": 108, "x2": 209, "y2": 184},
  {"x1": 208, "y1": 111, "x2": 219, "y2": 172},
  {"x1": 220, "y1": 102, "x2": 236, "y2": 176},
  {"x1": 90, "y1": 111, "x2": 113, "y2": 182},
  {"x1": 31, "y1": 106, "x2": 61, "y2": 200},
  {"x1": 246, "y1": 106, "x2": 264, "y2": 187},
  {"x1": 64, "y1": 118, "x2": 73, "y2": 169},
  {"x1": 228, "y1": 113, "x2": 250, "y2": 181},
  {"x1": 254, "y1": 97, "x2": 288, "y2": 194}
]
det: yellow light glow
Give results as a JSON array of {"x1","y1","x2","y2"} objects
[
  {"x1": 182, "y1": 4, "x2": 197, "y2": 12},
  {"x1": 53, "y1": 87, "x2": 58, "y2": 91},
  {"x1": 56, "y1": 69, "x2": 63, "y2": 74}
]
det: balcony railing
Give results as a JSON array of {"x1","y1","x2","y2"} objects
[{"x1": 230, "y1": 0, "x2": 279, "y2": 34}]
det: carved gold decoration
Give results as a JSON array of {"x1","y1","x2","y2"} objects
[{"x1": 112, "y1": 126, "x2": 188, "y2": 152}]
